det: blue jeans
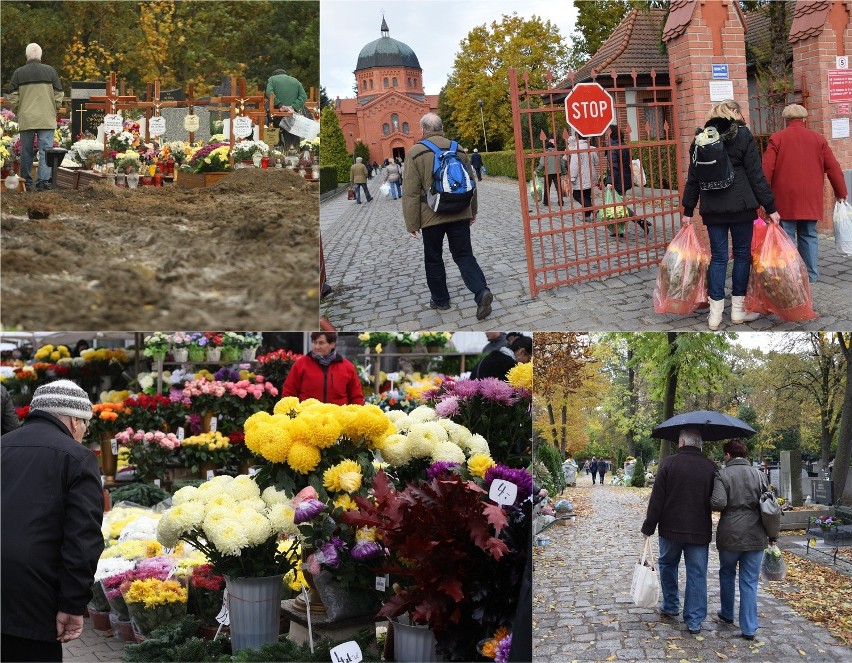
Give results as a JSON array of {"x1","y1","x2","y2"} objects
[
  {"x1": 706, "y1": 222, "x2": 754, "y2": 300},
  {"x1": 718, "y1": 548, "x2": 763, "y2": 637},
  {"x1": 354, "y1": 182, "x2": 371, "y2": 203},
  {"x1": 658, "y1": 537, "x2": 709, "y2": 630},
  {"x1": 781, "y1": 220, "x2": 818, "y2": 282},
  {"x1": 421, "y1": 219, "x2": 487, "y2": 306},
  {"x1": 19, "y1": 129, "x2": 54, "y2": 187}
]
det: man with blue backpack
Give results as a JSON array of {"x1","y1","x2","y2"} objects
[{"x1": 403, "y1": 113, "x2": 493, "y2": 320}]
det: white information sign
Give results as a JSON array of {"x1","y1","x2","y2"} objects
[
  {"x1": 216, "y1": 589, "x2": 230, "y2": 625},
  {"x1": 104, "y1": 114, "x2": 124, "y2": 133},
  {"x1": 209, "y1": 416, "x2": 218, "y2": 433},
  {"x1": 149, "y1": 116, "x2": 166, "y2": 136},
  {"x1": 184, "y1": 114, "x2": 200, "y2": 132},
  {"x1": 330, "y1": 642, "x2": 363, "y2": 663},
  {"x1": 489, "y1": 479, "x2": 518, "y2": 506},
  {"x1": 375, "y1": 576, "x2": 387, "y2": 592},
  {"x1": 206, "y1": 470, "x2": 215, "y2": 480},
  {"x1": 111, "y1": 438, "x2": 118, "y2": 455},
  {"x1": 177, "y1": 427, "x2": 185, "y2": 441},
  {"x1": 233, "y1": 116, "x2": 253, "y2": 138},
  {"x1": 838, "y1": 56, "x2": 849, "y2": 70},
  {"x1": 831, "y1": 117, "x2": 850, "y2": 139},
  {"x1": 709, "y1": 80, "x2": 735, "y2": 102},
  {"x1": 153, "y1": 479, "x2": 161, "y2": 487}
]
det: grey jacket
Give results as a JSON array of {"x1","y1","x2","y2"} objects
[
  {"x1": 536, "y1": 147, "x2": 566, "y2": 176},
  {"x1": 7, "y1": 59, "x2": 64, "y2": 131},
  {"x1": 710, "y1": 458, "x2": 768, "y2": 551}
]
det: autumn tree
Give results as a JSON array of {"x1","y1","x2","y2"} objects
[
  {"x1": 833, "y1": 332, "x2": 852, "y2": 505},
  {"x1": 443, "y1": 13, "x2": 569, "y2": 152}
]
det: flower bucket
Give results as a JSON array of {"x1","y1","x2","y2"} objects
[
  {"x1": 393, "y1": 615, "x2": 441, "y2": 663},
  {"x1": 241, "y1": 347, "x2": 258, "y2": 362},
  {"x1": 88, "y1": 608, "x2": 112, "y2": 632},
  {"x1": 99, "y1": 431, "x2": 117, "y2": 480},
  {"x1": 188, "y1": 346, "x2": 206, "y2": 362},
  {"x1": 221, "y1": 346, "x2": 241, "y2": 362},
  {"x1": 116, "y1": 618, "x2": 135, "y2": 642},
  {"x1": 206, "y1": 348, "x2": 222, "y2": 362},
  {"x1": 225, "y1": 574, "x2": 283, "y2": 653},
  {"x1": 172, "y1": 348, "x2": 189, "y2": 362}
]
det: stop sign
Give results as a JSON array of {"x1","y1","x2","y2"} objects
[{"x1": 564, "y1": 82, "x2": 615, "y2": 137}]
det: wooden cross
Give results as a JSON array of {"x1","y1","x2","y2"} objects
[
  {"x1": 138, "y1": 81, "x2": 182, "y2": 144},
  {"x1": 209, "y1": 76, "x2": 266, "y2": 166},
  {"x1": 184, "y1": 83, "x2": 210, "y2": 144},
  {"x1": 86, "y1": 72, "x2": 139, "y2": 160}
]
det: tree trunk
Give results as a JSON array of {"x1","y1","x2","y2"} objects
[
  {"x1": 790, "y1": 427, "x2": 803, "y2": 507},
  {"x1": 832, "y1": 333, "x2": 852, "y2": 505},
  {"x1": 547, "y1": 403, "x2": 558, "y2": 447},
  {"x1": 560, "y1": 404, "x2": 568, "y2": 456},
  {"x1": 659, "y1": 332, "x2": 679, "y2": 461},
  {"x1": 627, "y1": 347, "x2": 637, "y2": 457}
]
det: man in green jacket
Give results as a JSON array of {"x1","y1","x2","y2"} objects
[
  {"x1": 266, "y1": 68, "x2": 307, "y2": 150},
  {"x1": 7, "y1": 43, "x2": 64, "y2": 191},
  {"x1": 403, "y1": 113, "x2": 493, "y2": 321}
]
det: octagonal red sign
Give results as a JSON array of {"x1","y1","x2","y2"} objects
[{"x1": 564, "y1": 83, "x2": 615, "y2": 137}]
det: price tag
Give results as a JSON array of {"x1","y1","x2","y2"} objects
[
  {"x1": 206, "y1": 470, "x2": 215, "y2": 480},
  {"x1": 162, "y1": 547, "x2": 173, "y2": 555},
  {"x1": 184, "y1": 114, "x2": 200, "y2": 132},
  {"x1": 149, "y1": 116, "x2": 166, "y2": 136},
  {"x1": 330, "y1": 641, "x2": 363, "y2": 663},
  {"x1": 104, "y1": 114, "x2": 123, "y2": 133},
  {"x1": 375, "y1": 576, "x2": 387, "y2": 592},
  {"x1": 489, "y1": 479, "x2": 518, "y2": 506},
  {"x1": 177, "y1": 427, "x2": 185, "y2": 441},
  {"x1": 215, "y1": 589, "x2": 230, "y2": 625},
  {"x1": 166, "y1": 563, "x2": 176, "y2": 580},
  {"x1": 209, "y1": 416, "x2": 218, "y2": 433},
  {"x1": 154, "y1": 479, "x2": 161, "y2": 487},
  {"x1": 111, "y1": 438, "x2": 118, "y2": 455},
  {"x1": 233, "y1": 116, "x2": 253, "y2": 138},
  {"x1": 248, "y1": 466, "x2": 259, "y2": 476}
]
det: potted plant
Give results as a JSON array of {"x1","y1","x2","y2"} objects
[
  {"x1": 180, "y1": 431, "x2": 234, "y2": 477},
  {"x1": 114, "y1": 428, "x2": 181, "y2": 483},
  {"x1": 420, "y1": 332, "x2": 452, "y2": 352},
  {"x1": 394, "y1": 332, "x2": 418, "y2": 353},
  {"x1": 357, "y1": 332, "x2": 396, "y2": 353},
  {"x1": 189, "y1": 564, "x2": 228, "y2": 638},
  {"x1": 203, "y1": 332, "x2": 224, "y2": 362},
  {"x1": 143, "y1": 332, "x2": 170, "y2": 363},
  {"x1": 123, "y1": 577, "x2": 188, "y2": 638},
  {"x1": 168, "y1": 332, "x2": 194, "y2": 363}
]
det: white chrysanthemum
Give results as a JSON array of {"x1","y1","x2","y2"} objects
[
  {"x1": 94, "y1": 557, "x2": 136, "y2": 582},
  {"x1": 438, "y1": 419, "x2": 473, "y2": 447},
  {"x1": 406, "y1": 422, "x2": 449, "y2": 458},
  {"x1": 205, "y1": 518, "x2": 250, "y2": 556},
  {"x1": 407, "y1": 405, "x2": 437, "y2": 423},
  {"x1": 196, "y1": 475, "x2": 234, "y2": 502},
  {"x1": 379, "y1": 433, "x2": 411, "y2": 465},
  {"x1": 234, "y1": 501, "x2": 265, "y2": 519},
  {"x1": 392, "y1": 415, "x2": 414, "y2": 433},
  {"x1": 267, "y1": 503, "x2": 297, "y2": 536},
  {"x1": 157, "y1": 515, "x2": 181, "y2": 548},
  {"x1": 242, "y1": 510, "x2": 273, "y2": 546},
  {"x1": 223, "y1": 474, "x2": 261, "y2": 501},
  {"x1": 203, "y1": 493, "x2": 239, "y2": 515},
  {"x1": 118, "y1": 515, "x2": 162, "y2": 542},
  {"x1": 467, "y1": 434, "x2": 490, "y2": 456},
  {"x1": 384, "y1": 410, "x2": 408, "y2": 426},
  {"x1": 172, "y1": 486, "x2": 200, "y2": 505},
  {"x1": 432, "y1": 440, "x2": 466, "y2": 464},
  {"x1": 261, "y1": 486, "x2": 290, "y2": 507}
]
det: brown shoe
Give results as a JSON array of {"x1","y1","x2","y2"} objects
[{"x1": 476, "y1": 288, "x2": 493, "y2": 320}]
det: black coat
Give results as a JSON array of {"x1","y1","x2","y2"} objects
[
  {"x1": 682, "y1": 117, "x2": 777, "y2": 224},
  {"x1": 605, "y1": 138, "x2": 632, "y2": 194},
  {"x1": 472, "y1": 349, "x2": 517, "y2": 380},
  {"x1": 1, "y1": 411, "x2": 104, "y2": 641},
  {"x1": 470, "y1": 152, "x2": 483, "y2": 169}
]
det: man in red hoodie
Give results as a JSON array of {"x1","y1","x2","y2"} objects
[
  {"x1": 762, "y1": 104, "x2": 848, "y2": 283},
  {"x1": 282, "y1": 332, "x2": 364, "y2": 405}
]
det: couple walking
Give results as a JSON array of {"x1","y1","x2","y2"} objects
[{"x1": 641, "y1": 429, "x2": 775, "y2": 640}]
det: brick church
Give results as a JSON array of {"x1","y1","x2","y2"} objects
[{"x1": 333, "y1": 17, "x2": 439, "y2": 165}]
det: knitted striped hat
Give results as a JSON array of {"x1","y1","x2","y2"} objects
[{"x1": 30, "y1": 380, "x2": 93, "y2": 420}]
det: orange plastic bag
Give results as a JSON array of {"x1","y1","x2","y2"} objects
[
  {"x1": 751, "y1": 218, "x2": 767, "y2": 252},
  {"x1": 745, "y1": 222, "x2": 818, "y2": 321},
  {"x1": 653, "y1": 223, "x2": 710, "y2": 314}
]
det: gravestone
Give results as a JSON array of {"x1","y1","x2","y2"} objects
[
  {"x1": 779, "y1": 452, "x2": 792, "y2": 502},
  {"x1": 140, "y1": 87, "x2": 185, "y2": 102},
  {"x1": 160, "y1": 107, "x2": 212, "y2": 143},
  {"x1": 71, "y1": 81, "x2": 106, "y2": 139},
  {"x1": 811, "y1": 479, "x2": 834, "y2": 505}
]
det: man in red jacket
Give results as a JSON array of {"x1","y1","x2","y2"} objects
[
  {"x1": 282, "y1": 332, "x2": 364, "y2": 405},
  {"x1": 762, "y1": 104, "x2": 848, "y2": 282}
]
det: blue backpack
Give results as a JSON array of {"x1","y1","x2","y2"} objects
[{"x1": 420, "y1": 139, "x2": 475, "y2": 213}]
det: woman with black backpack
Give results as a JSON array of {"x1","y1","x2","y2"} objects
[{"x1": 682, "y1": 99, "x2": 781, "y2": 330}]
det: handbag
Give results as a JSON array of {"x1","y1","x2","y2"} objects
[
  {"x1": 630, "y1": 538, "x2": 661, "y2": 608},
  {"x1": 347, "y1": 186, "x2": 355, "y2": 200},
  {"x1": 759, "y1": 475, "x2": 781, "y2": 539},
  {"x1": 834, "y1": 200, "x2": 852, "y2": 256}
]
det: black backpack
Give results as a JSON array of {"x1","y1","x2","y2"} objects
[
  {"x1": 419, "y1": 139, "x2": 475, "y2": 213},
  {"x1": 692, "y1": 126, "x2": 735, "y2": 190}
]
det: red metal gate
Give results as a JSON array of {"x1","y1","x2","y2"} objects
[{"x1": 510, "y1": 66, "x2": 684, "y2": 296}]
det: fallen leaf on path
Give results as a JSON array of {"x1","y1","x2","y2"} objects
[{"x1": 713, "y1": 651, "x2": 728, "y2": 659}]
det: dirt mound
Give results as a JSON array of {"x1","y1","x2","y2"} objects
[{"x1": 1, "y1": 168, "x2": 319, "y2": 329}]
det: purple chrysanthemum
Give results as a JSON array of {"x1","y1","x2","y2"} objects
[
  {"x1": 293, "y1": 498, "x2": 326, "y2": 524},
  {"x1": 434, "y1": 396, "x2": 460, "y2": 418},
  {"x1": 214, "y1": 367, "x2": 240, "y2": 382},
  {"x1": 451, "y1": 379, "x2": 481, "y2": 400},
  {"x1": 495, "y1": 634, "x2": 512, "y2": 663},
  {"x1": 477, "y1": 377, "x2": 517, "y2": 405},
  {"x1": 317, "y1": 541, "x2": 341, "y2": 568},
  {"x1": 484, "y1": 465, "x2": 533, "y2": 503},
  {"x1": 136, "y1": 556, "x2": 174, "y2": 577},
  {"x1": 427, "y1": 461, "x2": 461, "y2": 481},
  {"x1": 351, "y1": 540, "x2": 383, "y2": 561}
]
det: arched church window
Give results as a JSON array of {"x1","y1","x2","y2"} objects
[
  {"x1": 392, "y1": 114, "x2": 399, "y2": 131},
  {"x1": 369, "y1": 79, "x2": 374, "y2": 89},
  {"x1": 362, "y1": 80, "x2": 367, "y2": 91},
  {"x1": 402, "y1": 122, "x2": 409, "y2": 134},
  {"x1": 392, "y1": 77, "x2": 398, "y2": 87},
  {"x1": 383, "y1": 123, "x2": 390, "y2": 136},
  {"x1": 384, "y1": 77, "x2": 389, "y2": 87}
]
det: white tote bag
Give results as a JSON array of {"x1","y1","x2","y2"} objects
[
  {"x1": 631, "y1": 158, "x2": 647, "y2": 188},
  {"x1": 834, "y1": 200, "x2": 852, "y2": 256},
  {"x1": 630, "y1": 538, "x2": 661, "y2": 608},
  {"x1": 279, "y1": 113, "x2": 320, "y2": 140}
]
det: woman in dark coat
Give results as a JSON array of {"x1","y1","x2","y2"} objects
[
  {"x1": 604, "y1": 126, "x2": 647, "y2": 236},
  {"x1": 682, "y1": 100, "x2": 781, "y2": 330}
]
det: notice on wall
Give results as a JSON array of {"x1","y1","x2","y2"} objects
[
  {"x1": 828, "y1": 69, "x2": 852, "y2": 104},
  {"x1": 831, "y1": 117, "x2": 850, "y2": 139},
  {"x1": 839, "y1": 103, "x2": 851, "y2": 116},
  {"x1": 709, "y1": 80, "x2": 734, "y2": 102}
]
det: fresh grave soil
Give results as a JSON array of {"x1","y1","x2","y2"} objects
[{"x1": 1, "y1": 168, "x2": 319, "y2": 330}]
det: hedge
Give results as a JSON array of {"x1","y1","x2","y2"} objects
[
  {"x1": 480, "y1": 151, "x2": 520, "y2": 179},
  {"x1": 536, "y1": 442, "x2": 566, "y2": 494},
  {"x1": 320, "y1": 166, "x2": 339, "y2": 195}
]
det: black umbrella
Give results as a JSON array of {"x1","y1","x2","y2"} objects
[{"x1": 652, "y1": 410, "x2": 756, "y2": 442}]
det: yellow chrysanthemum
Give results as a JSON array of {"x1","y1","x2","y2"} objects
[
  {"x1": 333, "y1": 494, "x2": 358, "y2": 511},
  {"x1": 273, "y1": 396, "x2": 302, "y2": 417},
  {"x1": 468, "y1": 453, "x2": 497, "y2": 479},
  {"x1": 355, "y1": 527, "x2": 377, "y2": 543},
  {"x1": 124, "y1": 578, "x2": 187, "y2": 609},
  {"x1": 323, "y1": 459, "x2": 363, "y2": 493},
  {"x1": 297, "y1": 408, "x2": 343, "y2": 449},
  {"x1": 285, "y1": 565, "x2": 307, "y2": 592},
  {"x1": 340, "y1": 404, "x2": 392, "y2": 445},
  {"x1": 286, "y1": 442, "x2": 321, "y2": 473},
  {"x1": 506, "y1": 361, "x2": 532, "y2": 390},
  {"x1": 245, "y1": 414, "x2": 292, "y2": 463}
]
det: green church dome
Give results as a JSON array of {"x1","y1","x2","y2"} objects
[{"x1": 355, "y1": 18, "x2": 421, "y2": 71}]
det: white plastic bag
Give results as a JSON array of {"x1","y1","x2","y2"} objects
[
  {"x1": 279, "y1": 113, "x2": 320, "y2": 140},
  {"x1": 380, "y1": 182, "x2": 391, "y2": 197},
  {"x1": 631, "y1": 158, "x2": 647, "y2": 188},
  {"x1": 834, "y1": 200, "x2": 852, "y2": 256},
  {"x1": 631, "y1": 538, "x2": 661, "y2": 608}
]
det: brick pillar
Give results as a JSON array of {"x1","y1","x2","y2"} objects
[
  {"x1": 664, "y1": 0, "x2": 749, "y2": 224},
  {"x1": 790, "y1": 0, "x2": 852, "y2": 231}
]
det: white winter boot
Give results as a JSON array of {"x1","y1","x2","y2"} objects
[
  {"x1": 708, "y1": 298, "x2": 725, "y2": 330},
  {"x1": 730, "y1": 295, "x2": 760, "y2": 324}
]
